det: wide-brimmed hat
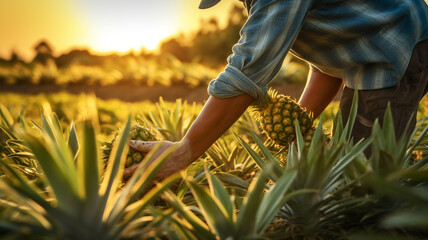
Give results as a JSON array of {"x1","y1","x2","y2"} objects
[{"x1": 199, "y1": 0, "x2": 221, "y2": 9}]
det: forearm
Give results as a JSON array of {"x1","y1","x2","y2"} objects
[
  {"x1": 182, "y1": 94, "x2": 255, "y2": 161},
  {"x1": 298, "y1": 68, "x2": 343, "y2": 118}
]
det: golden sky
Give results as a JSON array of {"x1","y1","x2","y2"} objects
[{"x1": 0, "y1": 0, "x2": 237, "y2": 60}]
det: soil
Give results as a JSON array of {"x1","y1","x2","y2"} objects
[{"x1": 0, "y1": 83, "x2": 309, "y2": 103}]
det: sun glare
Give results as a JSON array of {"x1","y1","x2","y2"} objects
[
  {"x1": 79, "y1": 1, "x2": 180, "y2": 54},
  {"x1": 90, "y1": 23, "x2": 174, "y2": 53}
]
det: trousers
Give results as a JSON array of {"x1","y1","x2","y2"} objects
[{"x1": 340, "y1": 38, "x2": 428, "y2": 141}]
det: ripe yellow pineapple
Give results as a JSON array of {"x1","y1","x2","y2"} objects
[
  {"x1": 103, "y1": 123, "x2": 159, "y2": 168},
  {"x1": 250, "y1": 88, "x2": 314, "y2": 147}
]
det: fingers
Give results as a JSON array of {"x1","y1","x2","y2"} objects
[
  {"x1": 125, "y1": 140, "x2": 176, "y2": 181},
  {"x1": 129, "y1": 140, "x2": 159, "y2": 152}
]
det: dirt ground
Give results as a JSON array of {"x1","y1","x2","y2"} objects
[{"x1": 0, "y1": 83, "x2": 310, "y2": 103}]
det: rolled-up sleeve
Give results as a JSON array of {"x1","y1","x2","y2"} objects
[{"x1": 208, "y1": 0, "x2": 313, "y2": 104}]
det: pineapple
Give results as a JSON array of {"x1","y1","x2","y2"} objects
[
  {"x1": 250, "y1": 88, "x2": 313, "y2": 147},
  {"x1": 103, "y1": 123, "x2": 159, "y2": 168}
]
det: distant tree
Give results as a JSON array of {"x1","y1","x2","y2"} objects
[
  {"x1": 10, "y1": 51, "x2": 24, "y2": 63},
  {"x1": 198, "y1": 17, "x2": 220, "y2": 34},
  {"x1": 228, "y1": 3, "x2": 245, "y2": 26},
  {"x1": 0, "y1": 57, "x2": 8, "y2": 66},
  {"x1": 139, "y1": 47, "x2": 155, "y2": 59},
  {"x1": 33, "y1": 40, "x2": 54, "y2": 65},
  {"x1": 159, "y1": 36, "x2": 190, "y2": 62},
  {"x1": 0, "y1": 51, "x2": 25, "y2": 66},
  {"x1": 34, "y1": 40, "x2": 53, "y2": 55},
  {"x1": 55, "y1": 49, "x2": 103, "y2": 67}
]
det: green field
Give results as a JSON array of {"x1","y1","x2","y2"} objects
[{"x1": 1, "y1": 92, "x2": 428, "y2": 239}]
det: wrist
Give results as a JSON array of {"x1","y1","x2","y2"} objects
[{"x1": 177, "y1": 138, "x2": 195, "y2": 165}]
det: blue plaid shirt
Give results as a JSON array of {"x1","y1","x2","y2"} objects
[{"x1": 207, "y1": 0, "x2": 428, "y2": 103}]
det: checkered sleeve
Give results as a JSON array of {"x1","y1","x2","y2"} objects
[{"x1": 208, "y1": 0, "x2": 313, "y2": 104}]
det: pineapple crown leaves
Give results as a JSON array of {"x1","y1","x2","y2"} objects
[{"x1": 249, "y1": 89, "x2": 279, "y2": 121}]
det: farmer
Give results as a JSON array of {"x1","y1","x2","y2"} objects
[{"x1": 124, "y1": 0, "x2": 428, "y2": 180}]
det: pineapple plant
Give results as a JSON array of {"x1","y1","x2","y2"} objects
[
  {"x1": 277, "y1": 124, "x2": 332, "y2": 164},
  {"x1": 137, "y1": 97, "x2": 198, "y2": 142},
  {"x1": 238, "y1": 94, "x2": 372, "y2": 239},
  {"x1": 0, "y1": 104, "x2": 180, "y2": 240},
  {"x1": 164, "y1": 164, "x2": 299, "y2": 240},
  {"x1": 103, "y1": 123, "x2": 159, "y2": 169},
  {"x1": 250, "y1": 88, "x2": 313, "y2": 147}
]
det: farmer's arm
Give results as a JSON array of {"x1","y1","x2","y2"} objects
[
  {"x1": 126, "y1": 0, "x2": 318, "y2": 179},
  {"x1": 184, "y1": 94, "x2": 255, "y2": 160},
  {"x1": 298, "y1": 67, "x2": 343, "y2": 118},
  {"x1": 125, "y1": 94, "x2": 254, "y2": 180}
]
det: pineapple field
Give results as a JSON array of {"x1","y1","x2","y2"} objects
[{"x1": 1, "y1": 92, "x2": 428, "y2": 240}]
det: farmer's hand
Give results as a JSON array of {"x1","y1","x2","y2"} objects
[{"x1": 123, "y1": 140, "x2": 192, "y2": 181}]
